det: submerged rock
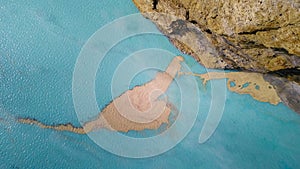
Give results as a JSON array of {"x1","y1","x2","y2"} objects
[{"x1": 264, "y1": 74, "x2": 300, "y2": 114}]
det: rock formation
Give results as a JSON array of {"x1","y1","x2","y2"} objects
[{"x1": 132, "y1": 0, "x2": 300, "y2": 113}]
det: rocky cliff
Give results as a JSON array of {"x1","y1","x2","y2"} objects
[{"x1": 132, "y1": 0, "x2": 300, "y2": 113}]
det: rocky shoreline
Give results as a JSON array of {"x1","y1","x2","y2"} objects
[{"x1": 132, "y1": 0, "x2": 300, "y2": 113}]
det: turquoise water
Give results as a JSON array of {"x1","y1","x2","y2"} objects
[{"x1": 0, "y1": 0, "x2": 300, "y2": 168}]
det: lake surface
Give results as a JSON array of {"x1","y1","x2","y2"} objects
[{"x1": 0, "y1": 0, "x2": 300, "y2": 168}]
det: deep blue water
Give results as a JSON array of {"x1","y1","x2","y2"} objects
[{"x1": 0, "y1": 0, "x2": 300, "y2": 168}]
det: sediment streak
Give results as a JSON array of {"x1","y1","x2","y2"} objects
[{"x1": 18, "y1": 56, "x2": 184, "y2": 134}]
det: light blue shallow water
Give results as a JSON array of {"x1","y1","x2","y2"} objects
[{"x1": 0, "y1": 0, "x2": 300, "y2": 168}]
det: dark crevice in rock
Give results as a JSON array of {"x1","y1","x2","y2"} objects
[
  {"x1": 185, "y1": 10, "x2": 189, "y2": 20},
  {"x1": 272, "y1": 47, "x2": 290, "y2": 54},
  {"x1": 204, "y1": 29, "x2": 212, "y2": 34},
  {"x1": 152, "y1": 0, "x2": 158, "y2": 10},
  {"x1": 269, "y1": 68, "x2": 300, "y2": 75},
  {"x1": 211, "y1": 15, "x2": 218, "y2": 19},
  {"x1": 268, "y1": 68, "x2": 300, "y2": 83},
  {"x1": 190, "y1": 20, "x2": 198, "y2": 24},
  {"x1": 223, "y1": 66, "x2": 245, "y2": 71},
  {"x1": 238, "y1": 27, "x2": 281, "y2": 35},
  {"x1": 238, "y1": 24, "x2": 295, "y2": 35}
]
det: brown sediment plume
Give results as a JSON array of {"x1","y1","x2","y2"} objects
[
  {"x1": 19, "y1": 56, "x2": 184, "y2": 134},
  {"x1": 83, "y1": 56, "x2": 184, "y2": 133},
  {"x1": 18, "y1": 118, "x2": 86, "y2": 134},
  {"x1": 181, "y1": 71, "x2": 281, "y2": 105}
]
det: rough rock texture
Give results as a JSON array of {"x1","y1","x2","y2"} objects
[
  {"x1": 132, "y1": 0, "x2": 300, "y2": 113},
  {"x1": 132, "y1": 0, "x2": 300, "y2": 72},
  {"x1": 264, "y1": 74, "x2": 300, "y2": 114}
]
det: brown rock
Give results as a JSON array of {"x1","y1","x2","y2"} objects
[
  {"x1": 264, "y1": 74, "x2": 300, "y2": 114},
  {"x1": 132, "y1": 0, "x2": 300, "y2": 72},
  {"x1": 132, "y1": 0, "x2": 300, "y2": 113}
]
